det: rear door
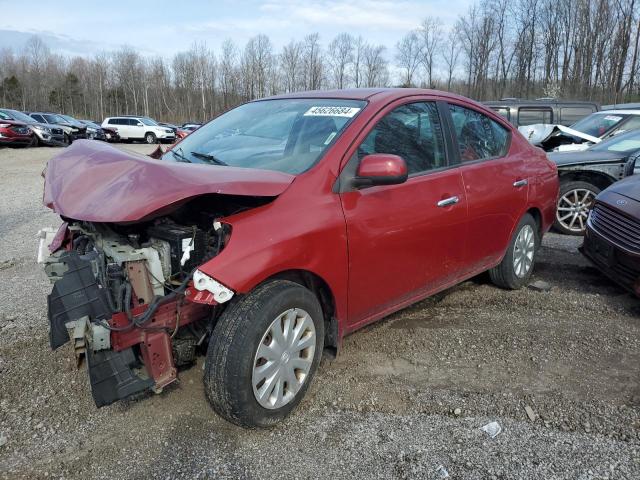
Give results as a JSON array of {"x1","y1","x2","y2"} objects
[
  {"x1": 339, "y1": 99, "x2": 468, "y2": 329},
  {"x1": 445, "y1": 102, "x2": 528, "y2": 273}
]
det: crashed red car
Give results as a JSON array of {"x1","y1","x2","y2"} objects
[
  {"x1": 39, "y1": 88, "x2": 558, "y2": 427},
  {"x1": 0, "y1": 119, "x2": 33, "y2": 147}
]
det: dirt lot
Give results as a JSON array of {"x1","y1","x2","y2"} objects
[{"x1": 1, "y1": 143, "x2": 639, "y2": 479}]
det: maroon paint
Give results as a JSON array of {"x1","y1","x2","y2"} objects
[
  {"x1": 45, "y1": 89, "x2": 558, "y2": 349},
  {"x1": 43, "y1": 140, "x2": 295, "y2": 222}
]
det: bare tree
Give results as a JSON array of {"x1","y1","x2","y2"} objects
[
  {"x1": 302, "y1": 33, "x2": 324, "y2": 90},
  {"x1": 327, "y1": 33, "x2": 354, "y2": 88},
  {"x1": 363, "y1": 44, "x2": 389, "y2": 87},
  {"x1": 442, "y1": 28, "x2": 462, "y2": 91},
  {"x1": 396, "y1": 31, "x2": 422, "y2": 87},
  {"x1": 418, "y1": 17, "x2": 442, "y2": 87}
]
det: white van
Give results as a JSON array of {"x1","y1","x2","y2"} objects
[{"x1": 102, "y1": 116, "x2": 176, "y2": 143}]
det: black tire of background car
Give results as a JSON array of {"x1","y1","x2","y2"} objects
[
  {"x1": 145, "y1": 132, "x2": 157, "y2": 144},
  {"x1": 63, "y1": 133, "x2": 71, "y2": 146},
  {"x1": 553, "y1": 180, "x2": 601, "y2": 236},
  {"x1": 489, "y1": 213, "x2": 539, "y2": 290},
  {"x1": 204, "y1": 280, "x2": 324, "y2": 428},
  {"x1": 30, "y1": 135, "x2": 40, "y2": 147}
]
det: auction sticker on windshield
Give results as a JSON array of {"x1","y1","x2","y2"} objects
[{"x1": 304, "y1": 106, "x2": 361, "y2": 117}]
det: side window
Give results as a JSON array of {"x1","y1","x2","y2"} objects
[
  {"x1": 517, "y1": 108, "x2": 552, "y2": 126},
  {"x1": 130, "y1": 119, "x2": 142, "y2": 126},
  {"x1": 560, "y1": 107, "x2": 595, "y2": 126},
  {"x1": 358, "y1": 102, "x2": 446, "y2": 175},
  {"x1": 613, "y1": 116, "x2": 640, "y2": 135},
  {"x1": 449, "y1": 104, "x2": 510, "y2": 162},
  {"x1": 107, "y1": 119, "x2": 117, "y2": 125},
  {"x1": 32, "y1": 114, "x2": 45, "y2": 123}
]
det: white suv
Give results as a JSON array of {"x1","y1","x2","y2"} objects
[{"x1": 102, "y1": 116, "x2": 176, "y2": 144}]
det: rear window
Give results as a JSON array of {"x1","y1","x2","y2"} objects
[
  {"x1": 517, "y1": 108, "x2": 552, "y2": 126},
  {"x1": 559, "y1": 107, "x2": 595, "y2": 126}
]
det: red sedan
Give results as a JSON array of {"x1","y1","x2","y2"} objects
[
  {"x1": 40, "y1": 89, "x2": 558, "y2": 427},
  {"x1": 0, "y1": 119, "x2": 33, "y2": 147}
]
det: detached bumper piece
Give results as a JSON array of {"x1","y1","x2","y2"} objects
[
  {"x1": 47, "y1": 251, "x2": 112, "y2": 350},
  {"x1": 86, "y1": 347, "x2": 154, "y2": 407}
]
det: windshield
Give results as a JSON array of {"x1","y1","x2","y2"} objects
[
  {"x1": 141, "y1": 118, "x2": 158, "y2": 126},
  {"x1": 44, "y1": 114, "x2": 66, "y2": 124},
  {"x1": 570, "y1": 113, "x2": 628, "y2": 138},
  {"x1": 590, "y1": 129, "x2": 640, "y2": 153},
  {"x1": 0, "y1": 109, "x2": 35, "y2": 124},
  {"x1": 162, "y1": 99, "x2": 366, "y2": 174}
]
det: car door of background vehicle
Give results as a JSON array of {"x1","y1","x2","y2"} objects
[
  {"x1": 130, "y1": 119, "x2": 145, "y2": 139},
  {"x1": 339, "y1": 100, "x2": 468, "y2": 330},
  {"x1": 445, "y1": 102, "x2": 529, "y2": 273}
]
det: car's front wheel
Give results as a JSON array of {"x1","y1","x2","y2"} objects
[
  {"x1": 204, "y1": 280, "x2": 324, "y2": 427},
  {"x1": 554, "y1": 180, "x2": 601, "y2": 235},
  {"x1": 145, "y1": 132, "x2": 157, "y2": 144},
  {"x1": 489, "y1": 213, "x2": 539, "y2": 290}
]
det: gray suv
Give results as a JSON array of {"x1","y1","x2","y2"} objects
[
  {"x1": 0, "y1": 109, "x2": 66, "y2": 146},
  {"x1": 483, "y1": 98, "x2": 599, "y2": 128}
]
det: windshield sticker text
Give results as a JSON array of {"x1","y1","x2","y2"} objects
[{"x1": 304, "y1": 106, "x2": 361, "y2": 117}]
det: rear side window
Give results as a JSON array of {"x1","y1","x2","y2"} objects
[
  {"x1": 560, "y1": 107, "x2": 595, "y2": 126},
  {"x1": 358, "y1": 102, "x2": 447, "y2": 175},
  {"x1": 108, "y1": 119, "x2": 120, "y2": 125},
  {"x1": 517, "y1": 108, "x2": 552, "y2": 126},
  {"x1": 449, "y1": 104, "x2": 510, "y2": 162}
]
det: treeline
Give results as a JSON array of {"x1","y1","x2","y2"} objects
[{"x1": 0, "y1": 0, "x2": 638, "y2": 123}]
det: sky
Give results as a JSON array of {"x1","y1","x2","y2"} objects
[{"x1": 0, "y1": 0, "x2": 473, "y2": 58}]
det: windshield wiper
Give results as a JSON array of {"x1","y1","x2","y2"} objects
[
  {"x1": 171, "y1": 147, "x2": 191, "y2": 163},
  {"x1": 191, "y1": 151, "x2": 228, "y2": 166}
]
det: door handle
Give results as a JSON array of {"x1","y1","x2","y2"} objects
[
  {"x1": 513, "y1": 179, "x2": 528, "y2": 187},
  {"x1": 437, "y1": 196, "x2": 460, "y2": 207}
]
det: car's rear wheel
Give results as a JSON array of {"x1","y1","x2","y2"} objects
[
  {"x1": 204, "y1": 280, "x2": 324, "y2": 428},
  {"x1": 554, "y1": 180, "x2": 600, "y2": 235},
  {"x1": 145, "y1": 132, "x2": 157, "y2": 144},
  {"x1": 489, "y1": 213, "x2": 539, "y2": 290}
]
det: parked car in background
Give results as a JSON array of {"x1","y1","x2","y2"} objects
[
  {"x1": 181, "y1": 122, "x2": 202, "y2": 132},
  {"x1": 102, "y1": 116, "x2": 175, "y2": 144},
  {"x1": 0, "y1": 108, "x2": 66, "y2": 146},
  {"x1": 548, "y1": 129, "x2": 640, "y2": 235},
  {"x1": 0, "y1": 118, "x2": 33, "y2": 147},
  {"x1": 158, "y1": 121, "x2": 190, "y2": 140},
  {"x1": 28, "y1": 112, "x2": 87, "y2": 144},
  {"x1": 39, "y1": 88, "x2": 558, "y2": 427},
  {"x1": 79, "y1": 120, "x2": 120, "y2": 142},
  {"x1": 582, "y1": 173, "x2": 640, "y2": 296},
  {"x1": 520, "y1": 110, "x2": 640, "y2": 152},
  {"x1": 484, "y1": 98, "x2": 599, "y2": 128},
  {"x1": 602, "y1": 103, "x2": 640, "y2": 111}
]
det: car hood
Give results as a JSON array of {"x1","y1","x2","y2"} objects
[
  {"x1": 604, "y1": 175, "x2": 640, "y2": 202},
  {"x1": 43, "y1": 140, "x2": 295, "y2": 223},
  {"x1": 547, "y1": 150, "x2": 626, "y2": 167}
]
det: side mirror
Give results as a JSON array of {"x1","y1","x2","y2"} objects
[
  {"x1": 352, "y1": 154, "x2": 408, "y2": 188},
  {"x1": 626, "y1": 151, "x2": 640, "y2": 176},
  {"x1": 137, "y1": 122, "x2": 144, "y2": 126}
]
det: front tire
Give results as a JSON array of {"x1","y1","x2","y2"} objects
[
  {"x1": 489, "y1": 213, "x2": 539, "y2": 290},
  {"x1": 145, "y1": 132, "x2": 157, "y2": 144},
  {"x1": 204, "y1": 280, "x2": 324, "y2": 428},
  {"x1": 554, "y1": 180, "x2": 600, "y2": 235}
]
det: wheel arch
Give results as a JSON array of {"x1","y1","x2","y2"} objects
[
  {"x1": 526, "y1": 206, "x2": 543, "y2": 237},
  {"x1": 558, "y1": 170, "x2": 616, "y2": 191},
  {"x1": 261, "y1": 269, "x2": 340, "y2": 356}
]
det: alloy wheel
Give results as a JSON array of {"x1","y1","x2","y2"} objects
[
  {"x1": 556, "y1": 188, "x2": 596, "y2": 233},
  {"x1": 513, "y1": 224, "x2": 535, "y2": 278},
  {"x1": 252, "y1": 308, "x2": 316, "y2": 410}
]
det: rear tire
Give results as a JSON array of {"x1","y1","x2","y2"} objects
[
  {"x1": 553, "y1": 180, "x2": 600, "y2": 235},
  {"x1": 489, "y1": 213, "x2": 539, "y2": 290},
  {"x1": 145, "y1": 132, "x2": 157, "y2": 144},
  {"x1": 204, "y1": 280, "x2": 324, "y2": 428}
]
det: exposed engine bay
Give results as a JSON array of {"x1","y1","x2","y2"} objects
[{"x1": 39, "y1": 195, "x2": 267, "y2": 407}]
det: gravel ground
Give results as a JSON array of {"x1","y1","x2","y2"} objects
[{"x1": 1, "y1": 143, "x2": 639, "y2": 479}]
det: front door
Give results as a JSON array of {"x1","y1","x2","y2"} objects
[{"x1": 340, "y1": 100, "x2": 468, "y2": 330}]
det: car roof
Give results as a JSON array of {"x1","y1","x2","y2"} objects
[
  {"x1": 590, "y1": 110, "x2": 640, "y2": 115},
  {"x1": 262, "y1": 88, "x2": 474, "y2": 104}
]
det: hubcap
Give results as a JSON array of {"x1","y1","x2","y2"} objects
[
  {"x1": 252, "y1": 308, "x2": 316, "y2": 409},
  {"x1": 513, "y1": 224, "x2": 535, "y2": 278},
  {"x1": 557, "y1": 188, "x2": 596, "y2": 233}
]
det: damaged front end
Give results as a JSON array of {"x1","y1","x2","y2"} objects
[
  {"x1": 38, "y1": 141, "x2": 294, "y2": 407},
  {"x1": 40, "y1": 217, "x2": 231, "y2": 407}
]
